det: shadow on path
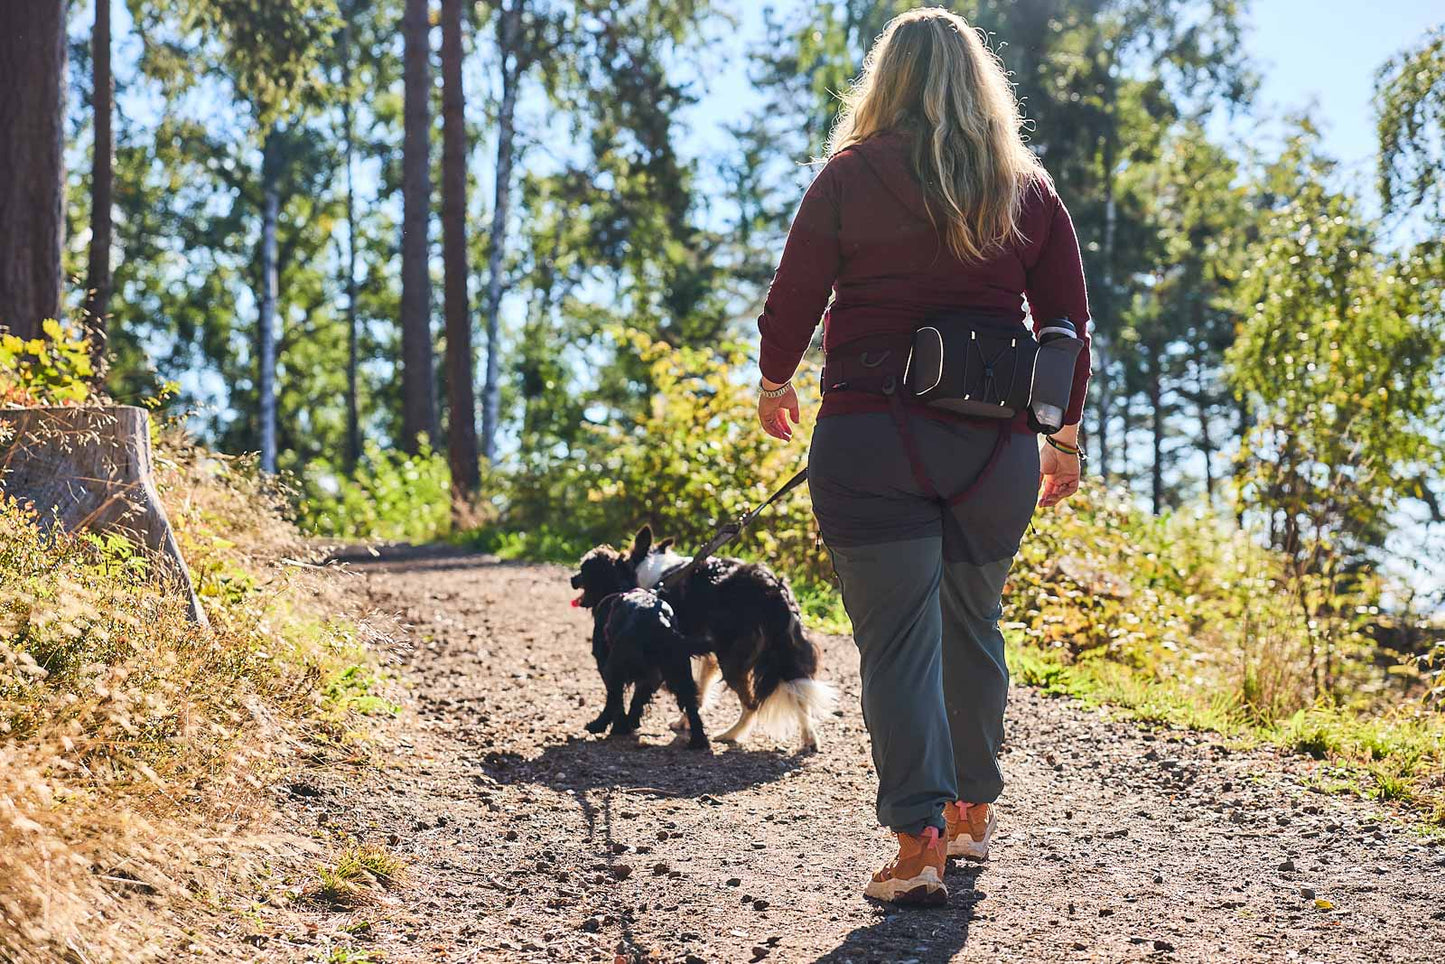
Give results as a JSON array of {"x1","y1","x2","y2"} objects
[{"x1": 812, "y1": 864, "x2": 983, "y2": 963}]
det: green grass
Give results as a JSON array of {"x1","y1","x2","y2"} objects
[
  {"x1": 306, "y1": 844, "x2": 405, "y2": 907},
  {"x1": 1005, "y1": 642, "x2": 1444, "y2": 821}
]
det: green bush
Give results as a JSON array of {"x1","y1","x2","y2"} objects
[
  {"x1": 476, "y1": 329, "x2": 828, "y2": 585},
  {"x1": 296, "y1": 440, "x2": 453, "y2": 543},
  {"x1": 0, "y1": 320, "x2": 94, "y2": 406}
]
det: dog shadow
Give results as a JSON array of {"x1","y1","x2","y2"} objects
[
  {"x1": 479, "y1": 730, "x2": 805, "y2": 800},
  {"x1": 811, "y1": 863, "x2": 984, "y2": 963}
]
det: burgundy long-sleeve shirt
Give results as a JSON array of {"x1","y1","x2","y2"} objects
[{"x1": 757, "y1": 130, "x2": 1091, "y2": 428}]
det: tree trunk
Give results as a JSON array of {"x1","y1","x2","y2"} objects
[
  {"x1": 0, "y1": 0, "x2": 67, "y2": 339},
  {"x1": 441, "y1": 0, "x2": 479, "y2": 499},
  {"x1": 258, "y1": 133, "x2": 281, "y2": 475},
  {"x1": 0, "y1": 406, "x2": 207, "y2": 626},
  {"x1": 400, "y1": 0, "x2": 438, "y2": 452},
  {"x1": 480, "y1": 1, "x2": 524, "y2": 464},
  {"x1": 85, "y1": 0, "x2": 114, "y2": 371},
  {"x1": 1193, "y1": 346, "x2": 1216, "y2": 505},
  {"x1": 1149, "y1": 351, "x2": 1163, "y2": 515},
  {"x1": 341, "y1": 26, "x2": 362, "y2": 473}
]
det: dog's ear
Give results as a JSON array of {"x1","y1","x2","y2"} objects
[
  {"x1": 627, "y1": 525, "x2": 653, "y2": 566},
  {"x1": 657, "y1": 537, "x2": 675, "y2": 552}
]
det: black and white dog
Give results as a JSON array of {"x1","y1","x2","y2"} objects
[
  {"x1": 573, "y1": 526, "x2": 835, "y2": 751},
  {"x1": 570, "y1": 552, "x2": 709, "y2": 750}
]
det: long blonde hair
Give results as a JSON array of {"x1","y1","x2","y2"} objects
[{"x1": 827, "y1": 7, "x2": 1047, "y2": 262}]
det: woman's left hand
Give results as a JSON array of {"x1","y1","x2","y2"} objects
[{"x1": 758, "y1": 378, "x2": 801, "y2": 441}]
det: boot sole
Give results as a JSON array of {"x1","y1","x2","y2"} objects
[{"x1": 864, "y1": 868, "x2": 947, "y2": 905}]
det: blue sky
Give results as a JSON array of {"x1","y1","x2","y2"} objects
[{"x1": 1246, "y1": 0, "x2": 1441, "y2": 172}]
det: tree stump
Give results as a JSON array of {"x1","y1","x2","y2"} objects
[{"x1": 0, "y1": 405, "x2": 208, "y2": 626}]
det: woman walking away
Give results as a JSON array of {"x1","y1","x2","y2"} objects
[{"x1": 755, "y1": 8, "x2": 1089, "y2": 905}]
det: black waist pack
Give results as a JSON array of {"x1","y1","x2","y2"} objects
[
  {"x1": 823, "y1": 314, "x2": 1084, "y2": 435},
  {"x1": 903, "y1": 314, "x2": 1082, "y2": 434}
]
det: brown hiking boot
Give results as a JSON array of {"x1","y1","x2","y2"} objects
[
  {"x1": 863, "y1": 826, "x2": 947, "y2": 904},
  {"x1": 944, "y1": 801, "x2": 995, "y2": 861}
]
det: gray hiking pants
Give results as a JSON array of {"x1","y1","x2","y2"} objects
[{"x1": 810, "y1": 412, "x2": 1039, "y2": 835}]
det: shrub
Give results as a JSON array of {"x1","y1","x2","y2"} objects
[
  {"x1": 296, "y1": 439, "x2": 453, "y2": 543},
  {"x1": 0, "y1": 320, "x2": 94, "y2": 406}
]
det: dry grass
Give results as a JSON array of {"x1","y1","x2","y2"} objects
[{"x1": 0, "y1": 432, "x2": 399, "y2": 962}]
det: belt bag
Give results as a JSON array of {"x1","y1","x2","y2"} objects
[{"x1": 902, "y1": 315, "x2": 1083, "y2": 435}]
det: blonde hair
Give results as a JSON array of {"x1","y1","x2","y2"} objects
[{"x1": 827, "y1": 7, "x2": 1047, "y2": 262}]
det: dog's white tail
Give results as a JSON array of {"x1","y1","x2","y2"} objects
[{"x1": 756, "y1": 678, "x2": 837, "y2": 750}]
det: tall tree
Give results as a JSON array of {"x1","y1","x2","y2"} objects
[
  {"x1": 257, "y1": 131, "x2": 282, "y2": 474},
  {"x1": 479, "y1": 0, "x2": 527, "y2": 463},
  {"x1": 337, "y1": 8, "x2": 363, "y2": 472},
  {"x1": 86, "y1": 0, "x2": 115, "y2": 367},
  {"x1": 401, "y1": 0, "x2": 438, "y2": 451},
  {"x1": 0, "y1": 0, "x2": 67, "y2": 339},
  {"x1": 441, "y1": 0, "x2": 479, "y2": 497}
]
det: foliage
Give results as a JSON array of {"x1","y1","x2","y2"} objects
[
  {"x1": 1376, "y1": 27, "x2": 1445, "y2": 223},
  {"x1": 296, "y1": 439, "x2": 453, "y2": 543},
  {"x1": 1228, "y1": 123, "x2": 1445, "y2": 696},
  {"x1": 0, "y1": 320, "x2": 95, "y2": 406},
  {"x1": 0, "y1": 436, "x2": 395, "y2": 961},
  {"x1": 484, "y1": 330, "x2": 827, "y2": 586}
]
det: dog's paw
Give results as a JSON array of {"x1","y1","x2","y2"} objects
[
  {"x1": 609, "y1": 721, "x2": 639, "y2": 739},
  {"x1": 687, "y1": 732, "x2": 710, "y2": 751},
  {"x1": 585, "y1": 717, "x2": 609, "y2": 734}
]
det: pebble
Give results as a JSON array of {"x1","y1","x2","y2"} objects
[
  {"x1": 610, "y1": 864, "x2": 633, "y2": 880},
  {"x1": 753, "y1": 899, "x2": 770, "y2": 911},
  {"x1": 1301, "y1": 886, "x2": 1316, "y2": 900},
  {"x1": 726, "y1": 878, "x2": 742, "y2": 887},
  {"x1": 1278, "y1": 858, "x2": 1296, "y2": 872},
  {"x1": 652, "y1": 862, "x2": 671, "y2": 875}
]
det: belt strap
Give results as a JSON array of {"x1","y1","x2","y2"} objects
[{"x1": 886, "y1": 389, "x2": 1010, "y2": 508}]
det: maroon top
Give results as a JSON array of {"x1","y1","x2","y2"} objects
[{"x1": 757, "y1": 130, "x2": 1091, "y2": 428}]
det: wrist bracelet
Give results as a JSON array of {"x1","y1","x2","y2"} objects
[
  {"x1": 1046, "y1": 436, "x2": 1086, "y2": 461},
  {"x1": 759, "y1": 381, "x2": 792, "y2": 399}
]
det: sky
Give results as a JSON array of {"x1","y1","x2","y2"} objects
[{"x1": 1245, "y1": 0, "x2": 1441, "y2": 178}]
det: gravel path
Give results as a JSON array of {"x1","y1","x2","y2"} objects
[{"x1": 282, "y1": 545, "x2": 1445, "y2": 963}]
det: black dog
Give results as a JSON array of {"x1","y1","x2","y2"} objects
[
  {"x1": 570, "y1": 550, "x2": 708, "y2": 750},
  {"x1": 595, "y1": 526, "x2": 836, "y2": 751}
]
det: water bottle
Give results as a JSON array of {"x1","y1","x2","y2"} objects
[{"x1": 1028, "y1": 318, "x2": 1084, "y2": 435}]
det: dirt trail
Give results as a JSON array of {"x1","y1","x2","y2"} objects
[{"x1": 283, "y1": 545, "x2": 1444, "y2": 963}]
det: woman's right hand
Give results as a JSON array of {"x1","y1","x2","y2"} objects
[
  {"x1": 1038, "y1": 433, "x2": 1081, "y2": 507},
  {"x1": 758, "y1": 379, "x2": 801, "y2": 442}
]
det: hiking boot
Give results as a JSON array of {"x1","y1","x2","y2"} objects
[
  {"x1": 944, "y1": 801, "x2": 995, "y2": 861},
  {"x1": 863, "y1": 826, "x2": 947, "y2": 904}
]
